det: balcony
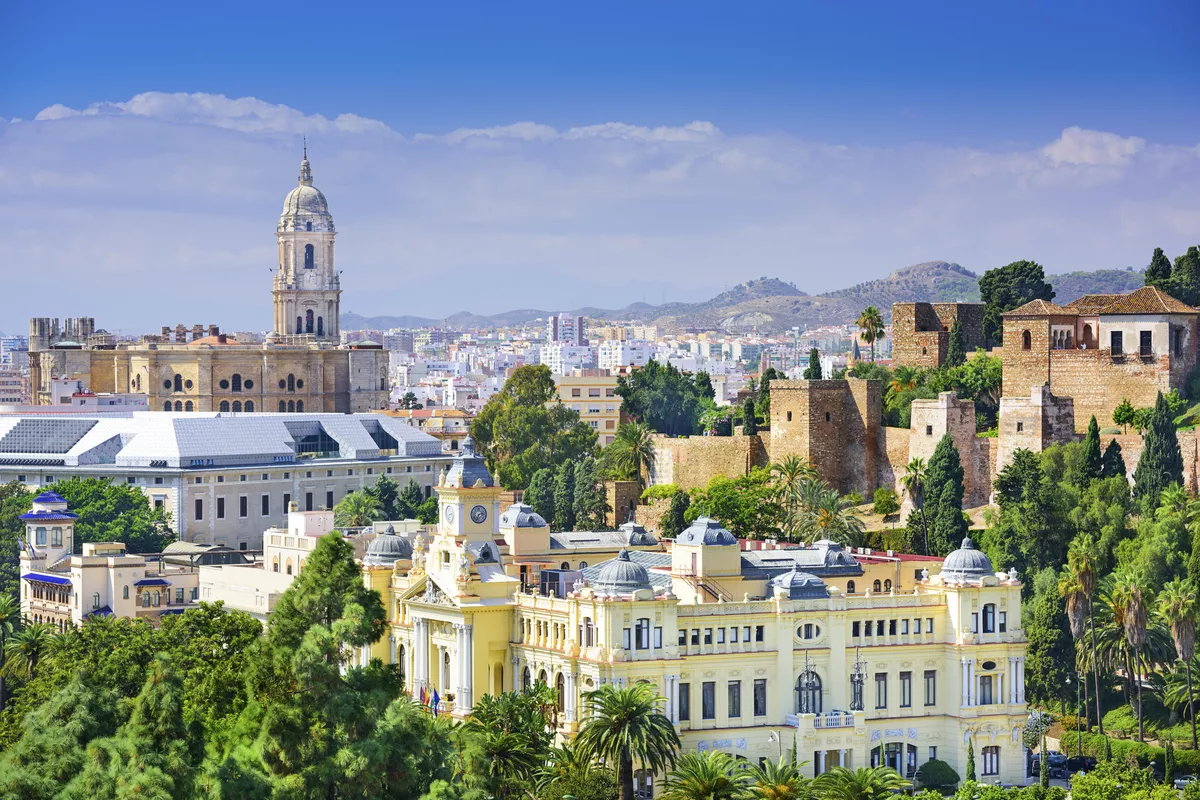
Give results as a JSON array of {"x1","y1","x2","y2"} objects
[{"x1": 785, "y1": 710, "x2": 862, "y2": 731}]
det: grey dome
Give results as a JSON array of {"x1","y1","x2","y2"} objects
[
  {"x1": 363, "y1": 527, "x2": 412, "y2": 566},
  {"x1": 771, "y1": 568, "x2": 828, "y2": 599},
  {"x1": 443, "y1": 437, "x2": 494, "y2": 488},
  {"x1": 278, "y1": 152, "x2": 335, "y2": 232},
  {"x1": 591, "y1": 549, "x2": 653, "y2": 596},
  {"x1": 620, "y1": 521, "x2": 658, "y2": 547},
  {"x1": 500, "y1": 502, "x2": 547, "y2": 529},
  {"x1": 940, "y1": 537, "x2": 994, "y2": 582},
  {"x1": 676, "y1": 517, "x2": 737, "y2": 546}
]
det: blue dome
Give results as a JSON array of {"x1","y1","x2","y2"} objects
[
  {"x1": 940, "y1": 537, "x2": 994, "y2": 582},
  {"x1": 771, "y1": 568, "x2": 828, "y2": 599},
  {"x1": 676, "y1": 517, "x2": 737, "y2": 546},
  {"x1": 591, "y1": 549, "x2": 653, "y2": 596},
  {"x1": 620, "y1": 521, "x2": 658, "y2": 547},
  {"x1": 500, "y1": 503, "x2": 547, "y2": 529},
  {"x1": 443, "y1": 437, "x2": 493, "y2": 488}
]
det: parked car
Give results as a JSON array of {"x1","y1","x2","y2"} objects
[
  {"x1": 1175, "y1": 775, "x2": 1198, "y2": 790},
  {"x1": 1066, "y1": 756, "x2": 1097, "y2": 772},
  {"x1": 1047, "y1": 753, "x2": 1068, "y2": 767}
]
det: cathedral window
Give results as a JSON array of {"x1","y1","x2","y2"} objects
[
  {"x1": 287, "y1": 400, "x2": 295, "y2": 413},
  {"x1": 317, "y1": 317, "x2": 324, "y2": 337},
  {"x1": 185, "y1": 401, "x2": 193, "y2": 412},
  {"x1": 173, "y1": 374, "x2": 183, "y2": 392},
  {"x1": 174, "y1": 401, "x2": 183, "y2": 411},
  {"x1": 305, "y1": 309, "x2": 314, "y2": 333},
  {"x1": 245, "y1": 401, "x2": 254, "y2": 412},
  {"x1": 296, "y1": 379, "x2": 304, "y2": 389},
  {"x1": 287, "y1": 374, "x2": 295, "y2": 392},
  {"x1": 163, "y1": 380, "x2": 171, "y2": 390},
  {"x1": 244, "y1": 379, "x2": 253, "y2": 390},
  {"x1": 296, "y1": 400, "x2": 304, "y2": 412},
  {"x1": 296, "y1": 317, "x2": 303, "y2": 334},
  {"x1": 231, "y1": 374, "x2": 242, "y2": 392},
  {"x1": 304, "y1": 244, "x2": 314, "y2": 269},
  {"x1": 279, "y1": 379, "x2": 287, "y2": 390},
  {"x1": 306, "y1": 221, "x2": 312, "y2": 232},
  {"x1": 279, "y1": 400, "x2": 286, "y2": 412},
  {"x1": 219, "y1": 401, "x2": 230, "y2": 412},
  {"x1": 163, "y1": 401, "x2": 172, "y2": 411},
  {"x1": 219, "y1": 379, "x2": 229, "y2": 389},
  {"x1": 185, "y1": 380, "x2": 193, "y2": 389},
  {"x1": 232, "y1": 401, "x2": 242, "y2": 412}
]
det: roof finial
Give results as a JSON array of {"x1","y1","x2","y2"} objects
[
  {"x1": 303, "y1": 135, "x2": 307, "y2": 160},
  {"x1": 299, "y1": 138, "x2": 313, "y2": 186}
]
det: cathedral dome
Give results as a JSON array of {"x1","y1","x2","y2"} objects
[
  {"x1": 591, "y1": 549, "x2": 653, "y2": 596},
  {"x1": 363, "y1": 525, "x2": 412, "y2": 567},
  {"x1": 278, "y1": 149, "x2": 335, "y2": 233},
  {"x1": 940, "y1": 537, "x2": 994, "y2": 582}
]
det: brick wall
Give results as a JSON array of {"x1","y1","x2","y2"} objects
[
  {"x1": 909, "y1": 392, "x2": 981, "y2": 504},
  {"x1": 893, "y1": 302, "x2": 986, "y2": 368},
  {"x1": 878, "y1": 426, "x2": 912, "y2": 497},
  {"x1": 649, "y1": 434, "x2": 769, "y2": 492},
  {"x1": 605, "y1": 480, "x2": 641, "y2": 527},
  {"x1": 770, "y1": 379, "x2": 882, "y2": 496}
]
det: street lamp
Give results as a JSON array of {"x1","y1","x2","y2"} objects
[
  {"x1": 768, "y1": 730, "x2": 783, "y2": 761},
  {"x1": 1074, "y1": 671, "x2": 1083, "y2": 757},
  {"x1": 849, "y1": 646, "x2": 866, "y2": 712},
  {"x1": 798, "y1": 650, "x2": 819, "y2": 714}
]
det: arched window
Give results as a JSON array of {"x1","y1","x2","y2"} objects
[
  {"x1": 305, "y1": 309, "x2": 314, "y2": 333},
  {"x1": 556, "y1": 673, "x2": 565, "y2": 712},
  {"x1": 579, "y1": 561, "x2": 588, "y2": 569},
  {"x1": 796, "y1": 671, "x2": 822, "y2": 714},
  {"x1": 286, "y1": 558, "x2": 294, "y2": 575},
  {"x1": 279, "y1": 400, "x2": 287, "y2": 412},
  {"x1": 296, "y1": 400, "x2": 304, "y2": 412},
  {"x1": 560, "y1": 562, "x2": 570, "y2": 570},
  {"x1": 522, "y1": 667, "x2": 531, "y2": 692},
  {"x1": 219, "y1": 401, "x2": 230, "y2": 412},
  {"x1": 296, "y1": 316, "x2": 303, "y2": 334},
  {"x1": 231, "y1": 374, "x2": 242, "y2": 392},
  {"x1": 584, "y1": 617, "x2": 594, "y2": 647},
  {"x1": 163, "y1": 401, "x2": 172, "y2": 411},
  {"x1": 883, "y1": 579, "x2": 892, "y2": 592},
  {"x1": 304, "y1": 244, "x2": 315, "y2": 269},
  {"x1": 184, "y1": 401, "x2": 193, "y2": 412},
  {"x1": 123, "y1": 585, "x2": 129, "y2": 599},
  {"x1": 287, "y1": 400, "x2": 295, "y2": 413},
  {"x1": 288, "y1": 374, "x2": 295, "y2": 392},
  {"x1": 847, "y1": 580, "x2": 856, "y2": 594},
  {"x1": 982, "y1": 603, "x2": 996, "y2": 633},
  {"x1": 245, "y1": 401, "x2": 254, "y2": 412},
  {"x1": 174, "y1": 401, "x2": 183, "y2": 411},
  {"x1": 232, "y1": 401, "x2": 242, "y2": 412},
  {"x1": 142, "y1": 592, "x2": 151, "y2": 608},
  {"x1": 1021, "y1": 330, "x2": 1031, "y2": 350},
  {"x1": 872, "y1": 580, "x2": 882, "y2": 593},
  {"x1": 538, "y1": 669, "x2": 548, "y2": 686},
  {"x1": 272, "y1": 557, "x2": 279, "y2": 573},
  {"x1": 152, "y1": 591, "x2": 161, "y2": 607},
  {"x1": 173, "y1": 374, "x2": 183, "y2": 392}
]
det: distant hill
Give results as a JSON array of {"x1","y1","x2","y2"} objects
[{"x1": 342, "y1": 263, "x2": 1147, "y2": 334}]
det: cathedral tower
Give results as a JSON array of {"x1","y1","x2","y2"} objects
[{"x1": 272, "y1": 145, "x2": 341, "y2": 340}]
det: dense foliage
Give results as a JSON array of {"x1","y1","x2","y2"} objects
[
  {"x1": 616, "y1": 360, "x2": 716, "y2": 437},
  {"x1": 978, "y1": 259, "x2": 1055, "y2": 345}
]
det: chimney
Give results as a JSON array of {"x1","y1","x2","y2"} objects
[
  {"x1": 217, "y1": 334, "x2": 227, "y2": 344},
  {"x1": 191, "y1": 324, "x2": 204, "y2": 342},
  {"x1": 209, "y1": 325, "x2": 220, "y2": 338},
  {"x1": 161, "y1": 326, "x2": 171, "y2": 338}
]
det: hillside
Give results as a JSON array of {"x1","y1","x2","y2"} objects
[{"x1": 343, "y1": 263, "x2": 1147, "y2": 334}]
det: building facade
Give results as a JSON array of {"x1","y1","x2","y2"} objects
[
  {"x1": 553, "y1": 374, "x2": 621, "y2": 446},
  {"x1": 360, "y1": 442, "x2": 1030, "y2": 790},
  {"x1": 27, "y1": 151, "x2": 389, "y2": 414},
  {"x1": 892, "y1": 302, "x2": 986, "y2": 369}
]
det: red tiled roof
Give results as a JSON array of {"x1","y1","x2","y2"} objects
[
  {"x1": 1097, "y1": 285, "x2": 1198, "y2": 315},
  {"x1": 1002, "y1": 299, "x2": 1070, "y2": 317}
]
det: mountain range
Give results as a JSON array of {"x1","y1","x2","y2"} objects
[{"x1": 341, "y1": 261, "x2": 1146, "y2": 335}]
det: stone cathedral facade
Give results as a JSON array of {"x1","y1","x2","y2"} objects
[{"x1": 28, "y1": 150, "x2": 389, "y2": 414}]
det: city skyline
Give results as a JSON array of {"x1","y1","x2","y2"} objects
[{"x1": 1, "y1": 1, "x2": 1197, "y2": 333}]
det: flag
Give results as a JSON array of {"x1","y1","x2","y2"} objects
[
  {"x1": 419, "y1": 686, "x2": 426, "y2": 705},
  {"x1": 431, "y1": 689, "x2": 440, "y2": 717}
]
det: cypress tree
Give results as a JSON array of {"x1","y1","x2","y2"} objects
[
  {"x1": 1079, "y1": 415, "x2": 1102, "y2": 488},
  {"x1": 1025, "y1": 592, "x2": 1073, "y2": 707},
  {"x1": 1165, "y1": 738, "x2": 1176, "y2": 783},
  {"x1": 1132, "y1": 391, "x2": 1184, "y2": 508},
  {"x1": 743, "y1": 397, "x2": 758, "y2": 436},
  {"x1": 572, "y1": 457, "x2": 609, "y2": 531},
  {"x1": 924, "y1": 434, "x2": 968, "y2": 555},
  {"x1": 946, "y1": 319, "x2": 967, "y2": 367},
  {"x1": 1146, "y1": 246, "x2": 1173, "y2": 289},
  {"x1": 553, "y1": 460, "x2": 576, "y2": 532},
  {"x1": 1188, "y1": 527, "x2": 1200, "y2": 586},
  {"x1": 661, "y1": 491, "x2": 691, "y2": 538},
  {"x1": 1171, "y1": 247, "x2": 1200, "y2": 307},
  {"x1": 525, "y1": 468, "x2": 556, "y2": 526},
  {"x1": 1101, "y1": 440, "x2": 1126, "y2": 480},
  {"x1": 965, "y1": 738, "x2": 975, "y2": 780},
  {"x1": 803, "y1": 348, "x2": 822, "y2": 379}
]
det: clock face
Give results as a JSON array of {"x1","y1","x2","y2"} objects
[
  {"x1": 470, "y1": 505, "x2": 488, "y2": 524},
  {"x1": 445, "y1": 506, "x2": 455, "y2": 523}
]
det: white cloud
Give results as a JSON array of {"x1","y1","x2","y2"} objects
[{"x1": 2, "y1": 93, "x2": 1198, "y2": 334}]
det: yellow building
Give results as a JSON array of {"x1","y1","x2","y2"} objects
[
  {"x1": 362, "y1": 443, "x2": 1031, "y2": 792},
  {"x1": 552, "y1": 374, "x2": 620, "y2": 446}
]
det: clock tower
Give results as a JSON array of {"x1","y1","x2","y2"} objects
[{"x1": 436, "y1": 437, "x2": 503, "y2": 545}]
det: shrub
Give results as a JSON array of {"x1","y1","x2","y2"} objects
[
  {"x1": 916, "y1": 758, "x2": 959, "y2": 789},
  {"x1": 1102, "y1": 706, "x2": 1140, "y2": 738},
  {"x1": 640, "y1": 484, "x2": 680, "y2": 502},
  {"x1": 872, "y1": 487, "x2": 899, "y2": 516}
]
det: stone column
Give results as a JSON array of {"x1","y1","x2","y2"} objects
[
  {"x1": 463, "y1": 624, "x2": 474, "y2": 711},
  {"x1": 511, "y1": 656, "x2": 520, "y2": 692},
  {"x1": 968, "y1": 659, "x2": 976, "y2": 707},
  {"x1": 453, "y1": 623, "x2": 464, "y2": 701},
  {"x1": 565, "y1": 672, "x2": 577, "y2": 722},
  {"x1": 389, "y1": 635, "x2": 397, "y2": 665},
  {"x1": 818, "y1": 751, "x2": 826, "y2": 775},
  {"x1": 960, "y1": 659, "x2": 968, "y2": 707},
  {"x1": 839, "y1": 749, "x2": 848, "y2": 769},
  {"x1": 1017, "y1": 658, "x2": 1025, "y2": 704}
]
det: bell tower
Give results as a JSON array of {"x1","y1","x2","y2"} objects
[{"x1": 272, "y1": 143, "x2": 341, "y2": 341}]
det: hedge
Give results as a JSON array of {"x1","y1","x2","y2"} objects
[
  {"x1": 640, "y1": 484, "x2": 681, "y2": 502},
  {"x1": 1060, "y1": 731, "x2": 1200, "y2": 772}
]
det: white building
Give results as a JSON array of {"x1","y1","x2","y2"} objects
[
  {"x1": 598, "y1": 340, "x2": 651, "y2": 372},
  {"x1": 540, "y1": 344, "x2": 595, "y2": 376},
  {"x1": 547, "y1": 313, "x2": 586, "y2": 346}
]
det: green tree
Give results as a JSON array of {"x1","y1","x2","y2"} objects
[
  {"x1": 553, "y1": 459, "x2": 577, "y2": 532},
  {"x1": 811, "y1": 766, "x2": 910, "y2": 799},
  {"x1": 0, "y1": 595, "x2": 18, "y2": 711},
  {"x1": 1146, "y1": 246, "x2": 1173, "y2": 289},
  {"x1": 609, "y1": 422, "x2": 657, "y2": 492},
  {"x1": 1132, "y1": 392, "x2": 1184, "y2": 509},
  {"x1": 661, "y1": 750, "x2": 750, "y2": 800},
  {"x1": 901, "y1": 458, "x2": 929, "y2": 555},
  {"x1": 979, "y1": 260, "x2": 1055, "y2": 345},
  {"x1": 987, "y1": 448, "x2": 1066, "y2": 576},
  {"x1": 367, "y1": 475, "x2": 400, "y2": 519},
  {"x1": 574, "y1": 456, "x2": 610, "y2": 531},
  {"x1": 1113, "y1": 399, "x2": 1135, "y2": 434},
  {"x1": 688, "y1": 468, "x2": 781, "y2": 540},
  {"x1": 802, "y1": 348, "x2": 822, "y2": 380},
  {"x1": 1165, "y1": 738, "x2": 1176, "y2": 784},
  {"x1": 4, "y1": 623, "x2": 56, "y2": 682},
  {"x1": 661, "y1": 491, "x2": 691, "y2": 539},
  {"x1": 398, "y1": 479, "x2": 426, "y2": 519},
  {"x1": 695, "y1": 371, "x2": 715, "y2": 402},
  {"x1": 525, "y1": 468, "x2": 556, "y2": 527},
  {"x1": 54, "y1": 477, "x2": 176, "y2": 555},
  {"x1": 945, "y1": 319, "x2": 967, "y2": 367},
  {"x1": 872, "y1": 488, "x2": 899, "y2": 518},
  {"x1": 1159, "y1": 578, "x2": 1198, "y2": 748},
  {"x1": 914, "y1": 759, "x2": 958, "y2": 790},
  {"x1": 1080, "y1": 416, "x2": 1103, "y2": 488},
  {"x1": 1101, "y1": 440, "x2": 1127, "y2": 479},
  {"x1": 924, "y1": 435, "x2": 968, "y2": 556},
  {"x1": 399, "y1": 391, "x2": 423, "y2": 410},
  {"x1": 1025, "y1": 589, "x2": 1074, "y2": 707},
  {"x1": 574, "y1": 683, "x2": 680, "y2": 800},
  {"x1": 1066, "y1": 535, "x2": 1106, "y2": 739},
  {"x1": 965, "y1": 739, "x2": 975, "y2": 781},
  {"x1": 1112, "y1": 570, "x2": 1150, "y2": 741},
  {"x1": 1171, "y1": 246, "x2": 1200, "y2": 307},
  {"x1": 616, "y1": 360, "x2": 709, "y2": 437},
  {"x1": 743, "y1": 397, "x2": 758, "y2": 435},
  {"x1": 856, "y1": 306, "x2": 886, "y2": 363},
  {"x1": 743, "y1": 756, "x2": 811, "y2": 800},
  {"x1": 471, "y1": 365, "x2": 598, "y2": 489},
  {"x1": 757, "y1": 367, "x2": 782, "y2": 421},
  {"x1": 333, "y1": 489, "x2": 383, "y2": 527}
]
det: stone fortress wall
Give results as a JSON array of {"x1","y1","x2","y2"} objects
[{"x1": 892, "y1": 302, "x2": 986, "y2": 369}]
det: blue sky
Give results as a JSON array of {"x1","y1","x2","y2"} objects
[{"x1": 0, "y1": 1, "x2": 1198, "y2": 332}]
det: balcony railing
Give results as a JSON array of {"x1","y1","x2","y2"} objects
[{"x1": 814, "y1": 711, "x2": 855, "y2": 729}]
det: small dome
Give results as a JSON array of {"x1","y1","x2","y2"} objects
[
  {"x1": 500, "y1": 502, "x2": 547, "y2": 529},
  {"x1": 940, "y1": 537, "x2": 994, "y2": 582},
  {"x1": 591, "y1": 549, "x2": 653, "y2": 596},
  {"x1": 771, "y1": 568, "x2": 828, "y2": 599},
  {"x1": 278, "y1": 151, "x2": 335, "y2": 232},
  {"x1": 676, "y1": 517, "x2": 737, "y2": 546},
  {"x1": 363, "y1": 527, "x2": 412, "y2": 566},
  {"x1": 620, "y1": 521, "x2": 658, "y2": 547}
]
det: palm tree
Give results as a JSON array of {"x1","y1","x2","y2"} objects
[
  {"x1": 856, "y1": 306, "x2": 886, "y2": 363},
  {"x1": 793, "y1": 486, "x2": 866, "y2": 548},
  {"x1": 460, "y1": 728, "x2": 541, "y2": 798},
  {"x1": 610, "y1": 421, "x2": 657, "y2": 493},
  {"x1": 1112, "y1": 570, "x2": 1151, "y2": 741},
  {"x1": 1068, "y1": 534, "x2": 1105, "y2": 739},
  {"x1": 1160, "y1": 578, "x2": 1199, "y2": 748},
  {"x1": 745, "y1": 756, "x2": 814, "y2": 800},
  {"x1": 811, "y1": 765, "x2": 910, "y2": 800},
  {"x1": 661, "y1": 750, "x2": 751, "y2": 800},
  {"x1": 574, "y1": 682, "x2": 680, "y2": 800},
  {"x1": 888, "y1": 366, "x2": 920, "y2": 394},
  {"x1": 901, "y1": 458, "x2": 928, "y2": 554},
  {"x1": 0, "y1": 595, "x2": 20, "y2": 711},
  {"x1": 4, "y1": 622, "x2": 56, "y2": 682},
  {"x1": 1058, "y1": 570, "x2": 1090, "y2": 735},
  {"x1": 332, "y1": 490, "x2": 382, "y2": 527}
]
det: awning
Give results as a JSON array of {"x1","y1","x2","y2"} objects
[
  {"x1": 159, "y1": 608, "x2": 187, "y2": 615},
  {"x1": 23, "y1": 572, "x2": 70, "y2": 586},
  {"x1": 86, "y1": 606, "x2": 113, "y2": 618},
  {"x1": 134, "y1": 578, "x2": 170, "y2": 587}
]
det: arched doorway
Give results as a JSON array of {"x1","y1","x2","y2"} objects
[
  {"x1": 305, "y1": 309, "x2": 314, "y2": 333},
  {"x1": 796, "y1": 671, "x2": 822, "y2": 714}
]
